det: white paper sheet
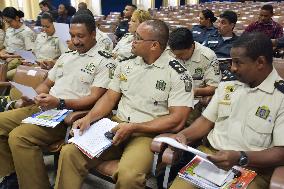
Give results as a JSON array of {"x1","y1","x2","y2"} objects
[
  {"x1": 54, "y1": 22, "x2": 71, "y2": 43},
  {"x1": 9, "y1": 81, "x2": 38, "y2": 100},
  {"x1": 15, "y1": 50, "x2": 37, "y2": 64},
  {"x1": 154, "y1": 137, "x2": 210, "y2": 161}
]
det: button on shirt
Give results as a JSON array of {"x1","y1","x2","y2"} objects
[
  {"x1": 108, "y1": 51, "x2": 194, "y2": 123},
  {"x1": 34, "y1": 32, "x2": 67, "y2": 61},
  {"x1": 203, "y1": 69, "x2": 284, "y2": 151},
  {"x1": 48, "y1": 44, "x2": 116, "y2": 99},
  {"x1": 203, "y1": 33, "x2": 238, "y2": 58},
  {"x1": 192, "y1": 25, "x2": 218, "y2": 44},
  {"x1": 4, "y1": 24, "x2": 36, "y2": 53},
  {"x1": 112, "y1": 33, "x2": 134, "y2": 61}
]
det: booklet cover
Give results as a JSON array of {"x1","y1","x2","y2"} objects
[
  {"x1": 22, "y1": 109, "x2": 72, "y2": 128},
  {"x1": 179, "y1": 156, "x2": 257, "y2": 189}
]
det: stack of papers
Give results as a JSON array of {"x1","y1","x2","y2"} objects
[
  {"x1": 22, "y1": 109, "x2": 72, "y2": 128},
  {"x1": 15, "y1": 50, "x2": 37, "y2": 64},
  {"x1": 9, "y1": 82, "x2": 38, "y2": 100},
  {"x1": 68, "y1": 118, "x2": 118, "y2": 159}
]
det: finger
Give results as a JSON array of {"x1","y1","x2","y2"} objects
[
  {"x1": 111, "y1": 125, "x2": 120, "y2": 133},
  {"x1": 112, "y1": 132, "x2": 122, "y2": 145},
  {"x1": 69, "y1": 129, "x2": 74, "y2": 137}
]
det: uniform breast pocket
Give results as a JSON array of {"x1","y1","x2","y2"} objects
[
  {"x1": 75, "y1": 73, "x2": 94, "y2": 94},
  {"x1": 120, "y1": 81, "x2": 129, "y2": 92},
  {"x1": 244, "y1": 116, "x2": 274, "y2": 148}
]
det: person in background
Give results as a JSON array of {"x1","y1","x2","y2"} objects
[
  {"x1": 191, "y1": 9, "x2": 218, "y2": 44},
  {"x1": 244, "y1": 4, "x2": 283, "y2": 39},
  {"x1": 112, "y1": 9, "x2": 151, "y2": 61},
  {"x1": 35, "y1": 0, "x2": 57, "y2": 26},
  {"x1": 0, "y1": 11, "x2": 5, "y2": 50},
  {"x1": 56, "y1": 3, "x2": 72, "y2": 24},
  {"x1": 114, "y1": 4, "x2": 137, "y2": 40},
  {"x1": 0, "y1": 7, "x2": 36, "y2": 79}
]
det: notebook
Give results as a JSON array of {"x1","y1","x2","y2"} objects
[{"x1": 68, "y1": 118, "x2": 118, "y2": 159}]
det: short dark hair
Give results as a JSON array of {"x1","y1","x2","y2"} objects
[
  {"x1": 126, "y1": 4, "x2": 137, "y2": 10},
  {"x1": 78, "y1": 2, "x2": 87, "y2": 10},
  {"x1": 74, "y1": 9, "x2": 94, "y2": 18},
  {"x1": 39, "y1": 0, "x2": 52, "y2": 10},
  {"x1": 3, "y1": 7, "x2": 24, "y2": 19},
  {"x1": 261, "y1": 4, "x2": 273, "y2": 14},
  {"x1": 41, "y1": 12, "x2": 54, "y2": 22},
  {"x1": 232, "y1": 32, "x2": 273, "y2": 65},
  {"x1": 144, "y1": 19, "x2": 169, "y2": 50},
  {"x1": 202, "y1": 9, "x2": 217, "y2": 23},
  {"x1": 168, "y1": 27, "x2": 194, "y2": 50},
  {"x1": 70, "y1": 14, "x2": 96, "y2": 33},
  {"x1": 220, "y1": 10, "x2": 237, "y2": 24}
]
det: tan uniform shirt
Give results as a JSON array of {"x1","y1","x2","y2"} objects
[
  {"x1": 203, "y1": 69, "x2": 284, "y2": 151},
  {"x1": 48, "y1": 44, "x2": 116, "y2": 99},
  {"x1": 112, "y1": 33, "x2": 134, "y2": 61},
  {"x1": 109, "y1": 51, "x2": 194, "y2": 123},
  {"x1": 4, "y1": 24, "x2": 36, "y2": 53},
  {"x1": 170, "y1": 42, "x2": 221, "y2": 89},
  {"x1": 34, "y1": 32, "x2": 67, "y2": 61},
  {"x1": 96, "y1": 29, "x2": 113, "y2": 52}
]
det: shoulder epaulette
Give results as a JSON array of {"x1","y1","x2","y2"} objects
[
  {"x1": 221, "y1": 70, "x2": 237, "y2": 82},
  {"x1": 169, "y1": 60, "x2": 186, "y2": 74},
  {"x1": 98, "y1": 51, "x2": 112, "y2": 59},
  {"x1": 274, "y1": 80, "x2": 284, "y2": 93},
  {"x1": 119, "y1": 55, "x2": 137, "y2": 62}
]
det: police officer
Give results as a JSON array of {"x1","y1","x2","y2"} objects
[
  {"x1": 203, "y1": 10, "x2": 238, "y2": 58},
  {"x1": 168, "y1": 28, "x2": 221, "y2": 126},
  {"x1": 114, "y1": 4, "x2": 137, "y2": 40},
  {"x1": 0, "y1": 14, "x2": 116, "y2": 189},
  {"x1": 0, "y1": 7, "x2": 36, "y2": 73},
  {"x1": 169, "y1": 32, "x2": 284, "y2": 189},
  {"x1": 55, "y1": 20, "x2": 194, "y2": 189},
  {"x1": 112, "y1": 9, "x2": 151, "y2": 61},
  {"x1": 191, "y1": 9, "x2": 218, "y2": 44}
]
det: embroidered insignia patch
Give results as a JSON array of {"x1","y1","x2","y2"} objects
[
  {"x1": 119, "y1": 73, "x2": 127, "y2": 81},
  {"x1": 180, "y1": 73, "x2": 192, "y2": 92},
  {"x1": 225, "y1": 85, "x2": 235, "y2": 93},
  {"x1": 106, "y1": 63, "x2": 116, "y2": 79},
  {"x1": 155, "y1": 80, "x2": 166, "y2": 91},
  {"x1": 255, "y1": 105, "x2": 270, "y2": 120}
]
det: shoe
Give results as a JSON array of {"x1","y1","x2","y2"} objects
[{"x1": 0, "y1": 173, "x2": 19, "y2": 189}]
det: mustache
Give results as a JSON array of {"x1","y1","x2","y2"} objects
[{"x1": 74, "y1": 44, "x2": 84, "y2": 48}]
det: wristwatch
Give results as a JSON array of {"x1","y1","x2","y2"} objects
[
  {"x1": 238, "y1": 151, "x2": 249, "y2": 166},
  {"x1": 57, "y1": 98, "x2": 66, "y2": 110}
]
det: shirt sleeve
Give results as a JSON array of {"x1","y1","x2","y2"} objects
[
  {"x1": 91, "y1": 57, "x2": 114, "y2": 89},
  {"x1": 274, "y1": 24, "x2": 283, "y2": 39},
  {"x1": 204, "y1": 55, "x2": 221, "y2": 87},
  {"x1": 202, "y1": 82, "x2": 222, "y2": 122},
  {"x1": 108, "y1": 63, "x2": 123, "y2": 93},
  {"x1": 48, "y1": 57, "x2": 63, "y2": 81},
  {"x1": 168, "y1": 70, "x2": 194, "y2": 108},
  {"x1": 58, "y1": 39, "x2": 68, "y2": 55},
  {"x1": 272, "y1": 97, "x2": 284, "y2": 146},
  {"x1": 277, "y1": 37, "x2": 284, "y2": 48},
  {"x1": 23, "y1": 30, "x2": 35, "y2": 51},
  {"x1": 244, "y1": 22, "x2": 255, "y2": 33}
]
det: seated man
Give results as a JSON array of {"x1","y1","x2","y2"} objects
[
  {"x1": 168, "y1": 27, "x2": 221, "y2": 125},
  {"x1": 169, "y1": 32, "x2": 284, "y2": 189},
  {"x1": 244, "y1": 4, "x2": 283, "y2": 39},
  {"x1": 54, "y1": 20, "x2": 194, "y2": 189},
  {"x1": 203, "y1": 10, "x2": 238, "y2": 58},
  {"x1": 0, "y1": 14, "x2": 116, "y2": 189}
]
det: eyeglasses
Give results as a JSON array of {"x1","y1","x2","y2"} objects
[{"x1": 133, "y1": 32, "x2": 157, "y2": 42}]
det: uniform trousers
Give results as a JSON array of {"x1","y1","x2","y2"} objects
[
  {"x1": 0, "y1": 105, "x2": 67, "y2": 189},
  {"x1": 169, "y1": 145, "x2": 272, "y2": 189},
  {"x1": 55, "y1": 132, "x2": 155, "y2": 189}
]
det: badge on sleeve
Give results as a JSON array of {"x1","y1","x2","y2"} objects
[
  {"x1": 180, "y1": 73, "x2": 192, "y2": 92},
  {"x1": 225, "y1": 85, "x2": 235, "y2": 93},
  {"x1": 255, "y1": 105, "x2": 270, "y2": 120},
  {"x1": 156, "y1": 80, "x2": 166, "y2": 91},
  {"x1": 106, "y1": 63, "x2": 116, "y2": 79}
]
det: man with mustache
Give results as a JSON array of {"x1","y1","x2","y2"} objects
[{"x1": 0, "y1": 14, "x2": 116, "y2": 189}]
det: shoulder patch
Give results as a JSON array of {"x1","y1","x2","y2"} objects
[
  {"x1": 98, "y1": 51, "x2": 112, "y2": 59},
  {"x1": 221, "y1": 70, "x2": 237, "y2": 82},
  {"x1": 169, "y1": 60, "x2": 187, "y2": 74},
  {"x1": 275, "y1": 80, "x2": 284, "y2": 93},
  {"x1": 119, "y1": 55, "x2": 137, "y2": 62}
]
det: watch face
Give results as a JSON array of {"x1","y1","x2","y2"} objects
[{"x1": 239, "y1": 152, "x2": 248, "y2": 166}]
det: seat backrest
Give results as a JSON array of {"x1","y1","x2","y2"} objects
[
  {"x1": 10, "y1": 65, "x2": 48, "y2": 100},
  {"x1": 273, "y1": 58, "x2": 284, "y2": 79}
]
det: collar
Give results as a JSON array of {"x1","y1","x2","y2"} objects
[
  {"x1": 72, "y1": 44, "x2": 99, "y2": 57},
  {"x1": 256, "y1": 19, "x2": 273, "y2": 26},
  {"x1": 13, "y1": 24, "x2": 25, "y2": 33},
  {"x1": 138, "y1": 50, "x2": 168, "y2": 69},
  {"x1": 253, "y1": 68, "x2": 279, "y2": 93},
  {"x1": 187, "y1": 42, "x2": 201, "y2": 64}
]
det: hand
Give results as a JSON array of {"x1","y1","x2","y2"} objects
[
  {"x1": 38, "y1": 60, "x2": 55, "y2": 70},
  {"x1": 20, "y1": 96, "x2": 35, "y2": 107},
  {"x1": 173, "y1": 133, "x2": 188, "y2": 145},
  {"x1": 207, "y1": 150, "x2": 241, "y2": 170},
  {"x1": 111, "y1": 123, "x2": 135, "y2": 145},
  {"x1": 22, "y1": 60, "x2": 33, "y2": 66},
  {"x1": 72, "y1": 116, "x2": 92, "y2": 135},
  {"x1": 34, "y1": 93, "x2": 59, "y2": 110}
]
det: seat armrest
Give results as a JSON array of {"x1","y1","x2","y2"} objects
[
  {"x1": 64, "y1": 110, "x2": 89, "y2": 125},
  {"x1": 151, "y1": 133, "x2": 173, "y2": 153},
  {"x1": 0, "y1": 82, "x2": 11, "y2": 87},
  {"x1": 162, "y1": 147, "x2": 183, "y2": 165},
  {"x1": 270, "y1": 166, "x2": 284, "y2": 189}
]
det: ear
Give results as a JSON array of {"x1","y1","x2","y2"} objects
[
  {"x1": 91, "y1": 30, "x2": 96, "y2": 40},
  {"x1": 150, "y1": 41, "x2": 160, "y2": 51},
  {"x1": 256, "y1": 56, "x2": 266, "y2": 70}
]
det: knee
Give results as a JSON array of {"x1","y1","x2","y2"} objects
[
  {"x1": 8, "y1": 128, "x2": 22, "y2": 148},
  {"x1": 117, "y1": 167, "x2": 146, "y2": 185},
  {"x1": 60, "y1": 144, "x2": 80, "y2": 162}
]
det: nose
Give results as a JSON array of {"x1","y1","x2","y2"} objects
[
  {"x1": 72, "y1": 37, "x2": 80, "y2": 46},
  {"x1": 230, "y1": 62, "x2": 237, "y2": 73}
]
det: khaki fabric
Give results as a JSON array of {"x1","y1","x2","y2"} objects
[{"x1": 203, "y1": 69, "x2": 284, "y2": 151}]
